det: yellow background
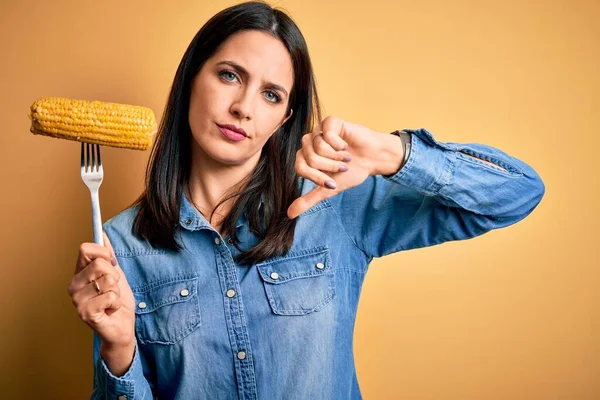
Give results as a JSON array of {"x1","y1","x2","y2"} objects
[{"x1": 1, "y1": 0, "x2": 598, "y2": 398}]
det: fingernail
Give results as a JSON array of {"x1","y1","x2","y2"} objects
[
  {"x1": 339, "y1": 165, "x2": 349, "y2": 172},
  {"x1": 343, "y1": 155, "x2": 352, "y2": 162},
  {"x1": 324, "y1": 180, "x2": 337, "y2": 189},
  {"x1": 111, "y1": 257, "x2": 117, "y2": 266}
]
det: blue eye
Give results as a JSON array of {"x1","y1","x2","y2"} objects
[
  {"x1": 219, "y1": 70, "x2": 238, "y2": 82},
  {"x1": 264, "y1": 91, "x2": 281, "y2": 103}
]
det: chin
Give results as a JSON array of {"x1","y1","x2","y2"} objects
[
  {"x1": 216, "y1": 157, "x2": 248, "y2": 166},
  {"x1": 207, "y1": 149, "x2": 250, "y2": 166}
]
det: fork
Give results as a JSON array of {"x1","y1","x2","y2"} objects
[{"x1": 80, "y1": 143, "x2": 104, "y2": 246}]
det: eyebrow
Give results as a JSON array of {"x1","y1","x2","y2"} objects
[{"x1": 216, "y1": 60, "x2": 289, "y2": 98}]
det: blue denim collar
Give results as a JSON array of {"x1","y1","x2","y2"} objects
[{"x1": 178, "y1": 182, "x2": 263, "y2": 231}]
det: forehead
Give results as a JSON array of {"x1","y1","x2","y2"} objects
[{"x1": 211, "y1": 30, "x2": 294, "y2": 91}]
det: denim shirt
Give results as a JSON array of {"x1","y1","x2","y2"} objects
[{"x1": 92, "y1": 128, "x2": 545, "y2": 399}]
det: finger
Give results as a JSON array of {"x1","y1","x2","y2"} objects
[
  {"x1": 90, "y1": 272, "x2": 121, "y2": 297},
  {"x1": 70, "y1": 258, "x2": 120, "y2": 295},
  {"x1": 309, "y1": 132, "x2": 352, "y2": 162},
  {"x1": 287, "y1": 187, "x2": 334, "y2": 219},
  {"x1": 307, "y1": 131, "x2": 351, "y2": 162},
  {"x1": 75, "y1": 242, "x2": 114, "y2": 275},
  {"x1": 320, "y1": 117, "x2": 349, "y2": 151},
  {"x1": 301, "y1": 135, "x2": 350, "y2": 174},
  {"x1": 90, "y1": 291, "x2": 122, "y2": 314},
  {"x1": 103, "y1": 231, "x2": 119, "y2": 266},
  {"x1": 80, "y1": 291, "x2": 122, "y2": 324},
  {"x1": 103, "y1": 231, "x2": 115, "y2": 255},
  {"x1": 296, "y1": 151, "x2": 338, "y2": 190},
  {"x1": 83, "y1": 259, "x2": 121, "y2": 287},
  {"x1": 72, "y1": 273, "x2": 121, "y2": 306}
]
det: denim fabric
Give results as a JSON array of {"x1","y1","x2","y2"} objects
[{"x1": 91, "y1": 128, "x2": 545, "y2": 399}]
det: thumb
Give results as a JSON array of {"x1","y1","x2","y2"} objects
[
  {"x1": 102, "y1": 231, "x2": 132, "y2": 296},
  {"x1": 102, "y1": 231, "x2": 117, "y2": 267},
  {"x1": 287, "y1": 187, "x2": 330, "y2": 219},
  {"x1": 102, "y1": 231, "x2": 131, "y2": 291}
]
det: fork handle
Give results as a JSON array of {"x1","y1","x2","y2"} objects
[{"x1": 90, "y1": 189, "x2": 104, "y2": 246}]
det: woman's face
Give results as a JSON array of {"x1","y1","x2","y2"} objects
[{"x1": 188, "y1": 30, "x2": 294, "y2": 168}]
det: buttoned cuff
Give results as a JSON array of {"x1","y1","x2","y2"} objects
[
  {"x1": 383, "y1": 128, "x2": 457, "y2": 196},
  {"x1": 94, "y1": 341, "x2": 143, "y2": 399}
]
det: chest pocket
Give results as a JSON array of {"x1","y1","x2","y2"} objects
[
  {"x1": 132, "y1": 275, "x2": 201, "y2": 345},
  {"x1": 257, "y1": 246, "x2": 335, "y2": 316}
]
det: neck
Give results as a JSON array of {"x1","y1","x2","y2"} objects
[{"x1": 186, "y1": 142, "x2": 259, "y2": 230}]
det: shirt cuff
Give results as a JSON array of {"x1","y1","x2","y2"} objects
[
  {"x1": 94, "y1": 340, "x2": 144, "y2": 399},
  {"x1": 383, "y1": 128, "x2": 457, "y2": 196}
]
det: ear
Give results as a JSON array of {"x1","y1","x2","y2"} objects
[
  {"x1": 283, "y1": 108, "x2": 293, "y2": 124},
  {"x1": 273, "y1": 109, "x2": 293, "y2": 133}
]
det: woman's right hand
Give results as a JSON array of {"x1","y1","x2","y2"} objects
[{"x1": 68, "y1": 231, "x2": 136, "y2": 349}]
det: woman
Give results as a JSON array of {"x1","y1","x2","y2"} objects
[{"x1": 68, "y1": 2, "x2": 545, "y2": 399}]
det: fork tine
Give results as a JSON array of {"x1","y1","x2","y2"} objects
[
  {"x1": 96, "y1": 144, "x2": 102, "y2": 169},
  {"x1": 91, "y1": 143, "x2": 96, "y2": 172},
  {"x1": 86, "y1": 143, "x2": 91, "y2": 172},
  {"x1": 80, "y1": 142, "x2": 84, "y2": 170}
]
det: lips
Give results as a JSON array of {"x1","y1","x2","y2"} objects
[
  {"x1": 217, "y1": 124, "x2": 247, "y2": 137},
  {"x1": 217, "y1": 124, "x2": 247, "y2": 142}
]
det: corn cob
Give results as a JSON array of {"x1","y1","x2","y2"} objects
[{"x1": 28, "y1": 97, "x2": 158, "y2": 150}]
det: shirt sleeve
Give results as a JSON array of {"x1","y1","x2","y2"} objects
[
  {"x1": 91, "y1": 331, "x2": 154, "y2": 399},
  {"x1": 327, "y1": 128, "x2": 546, "y2": 258}
]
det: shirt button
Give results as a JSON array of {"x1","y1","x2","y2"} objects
[
  {"x1": 228, "y1": 238, "x2": 234, "y2": 244},
  {"x1": 117, "y1": 396, "x2": 127, "y2": 400},
  {"x1": 316, "y1": 262, "x2": 325, "y2": 270},
  {"x1": 138, "y1": 302, "x2": 147, "y2": 309},
  {"x1": 226, "y1": 289, "x2": 236, "y2": 298},
  {"x1": 214, "y1": 237, "x2": 221, "y2": 245},
  {"x1": 270, "y1": 272, "x2": 279, "y2": 280},
  {"x1": 237, "y1": 351, "x2": 246, "y2": 360},
  {"x1": 180, "y1": 289, "x2": 190, "y2": 297},
  {"x1": 184, "y1": 219, "x2": 192, "y2": 225}
]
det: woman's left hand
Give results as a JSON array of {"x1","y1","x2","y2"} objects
[{"x1": 287, "y1": 116, "x2": 405, "y2": 219}]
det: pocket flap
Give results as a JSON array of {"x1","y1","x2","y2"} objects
[
  {"x1": 257, "y1": 246, "x2": 331, "y2": 284},
  {"x1": 132, "y1": 276, "x2": 199, "y2": 314}
]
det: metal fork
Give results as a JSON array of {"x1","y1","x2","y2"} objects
[{"x1": 80, "y1": 143, "x2": 104, "y2": 246}]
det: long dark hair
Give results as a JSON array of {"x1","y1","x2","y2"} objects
[{"x1": 130, "y1": 1, "x2": 321, "y2": 265}]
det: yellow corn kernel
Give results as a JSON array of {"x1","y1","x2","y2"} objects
[{"x1": 27, "y1": 97, "x2": 158, "y2": 150}]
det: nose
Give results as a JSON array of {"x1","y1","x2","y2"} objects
[{"x1": 229, "y1": 90, "x2": 253, "y2": 121}]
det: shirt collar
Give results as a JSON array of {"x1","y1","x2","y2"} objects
[
  {"x1": 178, "y1": 182, "x2": 263, "y2": 231},
  {"x1": 179, "y1": 186, "x2": 211, "y2": 231}
]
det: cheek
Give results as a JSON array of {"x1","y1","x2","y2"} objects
[
  {"x1": 256, "y1": 106, "x2": 287, "y2": 135},
  {"x1": 189, "y1": 83, "x2": 221, "y2": 131},
  {"x1": 190, "y1": 84, "x2": 211, "y2": 115}
]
